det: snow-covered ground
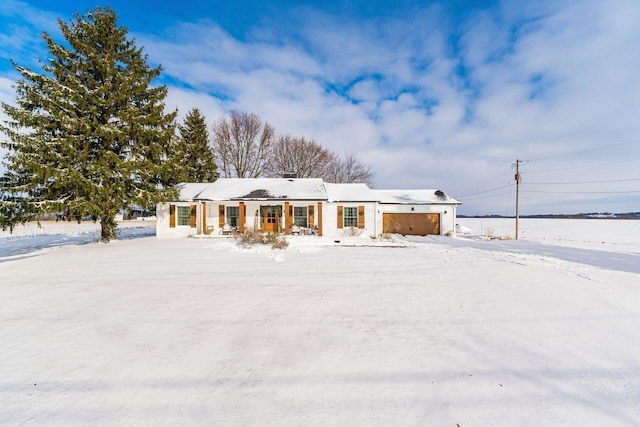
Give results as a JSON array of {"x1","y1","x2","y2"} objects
[
  {"x1": 1, "y1": 219, "x2": 639, "y2": 425},
  {"x1": 458, "y1": 217, "x2": 640, "y2": 252},
  {"x1": 0, "y1": 220, "x2": 155, "y2": 260}
]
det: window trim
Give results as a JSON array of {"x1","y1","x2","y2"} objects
[
  {"x1": 343, "y1": 206, "x2": 358, "y2": 228},
  {"x1": 226, "y1": 206, "x2": 239, "y2": 227},
  {"x1": 177, "y1": 206, "x2": 191, "y2": 227},
  {"x1": 293, "y1": 206, "x2": 308, "y2": 227}
]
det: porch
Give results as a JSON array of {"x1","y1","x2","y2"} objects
[{"x1": 197, "y1": 201, "x2": 323, "y2": 237}]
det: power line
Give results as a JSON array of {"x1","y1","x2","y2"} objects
[
  {"x1": 461, "y1": 190, "x2": 515, "y2": 202},
  {"x1": 453, "y1": 183, "x2": 513, "y2": 198},
  {"x1": 526, "y1": 138, "x2": 640, "y2": 162},
  {"x1": 460, "y1": 152, "x2": 639, "y2": 207},
  {"x1": 502, "y1": 182, "x2": 514, "y2": 217},
  {"x1": 523, "y1": 157, "x2": 640, "y2": 174},
  {"x1": 523, "y1": 190, "x2": 640, "y2": 194},
  {"x1": 525, "y1": 178, "x2": 640, "y2": 185}
]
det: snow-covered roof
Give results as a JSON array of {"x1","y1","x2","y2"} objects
[
  {"x1": 176, "y1": 183, "x2": 212, "y2": 201},
  {"x1": 324, "y1": 183, "x2": 380, "y2": 202},
  {"x1": 174, "y1": 179, "x2": 460, "y2": 205},
  {"x1": 178, "y1": 178, "x2": 327, "y2": 201},
  {"x1": 372, "y1": 189, "x2": 461, "y2": 205}
]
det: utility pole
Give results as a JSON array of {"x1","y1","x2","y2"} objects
[{"x1": 514, "y1": 159, "x2": 522, "y2": 239}]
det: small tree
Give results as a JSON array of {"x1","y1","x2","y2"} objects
[
  {"x1": 268, "y1": 134, "x2": 335, "y2": 178},
  {"x1": 174, "y1": 108, "x2": 217, "y2": 182},
  {"x1": 0, "y1": 7, "x2": 177, "y2": 241},
  {"x1": 211, "y1": 110, "x2": 275, "y2": 178}
]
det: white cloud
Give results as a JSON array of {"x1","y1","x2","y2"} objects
[
  {"x1": 348, "y1": 79, "x2": 382, "y2": 103},
  {"x1": 141, "y1": 0, "x2": 640, "y2": 214},
  {"x1": 164, "y1": 87, "x2": 226, "y2": 124},
  {"x1": 0, "y1": 0, "x2": 62, "y2": 67}
]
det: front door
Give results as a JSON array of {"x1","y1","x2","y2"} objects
[{"x1": 261, "y1": 206, "x2": 280, "y2": 233}]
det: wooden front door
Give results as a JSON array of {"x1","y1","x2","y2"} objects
[{"x1": 261, "y1": 206, "x2": 280, "y2": 233}]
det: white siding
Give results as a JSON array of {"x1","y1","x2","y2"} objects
[
  {"x1": 323, "y1": 202, "x2": 377, "y2": 238},
  {"x1": 156, "y1": 202, "x2": 199, "y2": 238}
]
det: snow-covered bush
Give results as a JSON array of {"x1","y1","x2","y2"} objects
[
  {"x1": 235, "y1": 229, "x2": 289, "y2": 249},
  {"x1": 342, "y1": 227, "x2": 363, "y2": 237}
]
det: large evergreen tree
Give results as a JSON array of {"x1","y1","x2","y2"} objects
[
  {"x1": 0, "y1": 7, "x2": 177, "y2": 241},
  {"x1": 174, "y1": 108, "x2": 217, "y2": 182},
  {"x1": 0, "y1": 172, "x2": 34, "y2": 232}
]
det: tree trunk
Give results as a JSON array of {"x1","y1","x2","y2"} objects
[{"x1": 100, "y1": 214, "x2": 117, "y2": 242}]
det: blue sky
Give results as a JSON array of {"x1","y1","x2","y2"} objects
[{"x1": 1, "y1": 0, "x2": 640, "y2": 215}]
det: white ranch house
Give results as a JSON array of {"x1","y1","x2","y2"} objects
[{"x1": 156, "y1": 178, "x2": 461, "y2": 238}]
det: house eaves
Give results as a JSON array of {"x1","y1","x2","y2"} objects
[
  {"x1": 186, "y1": 178, "x2": 328, "y2": 201},
  {"x1": 373, "y1": 189, "x2": 462, "y2": 205}
]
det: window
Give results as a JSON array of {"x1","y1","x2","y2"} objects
[
  {"x1": 177, "y1": 206, "x2": 191, "y2": 226},
  {"x1": 266, "y1": 208, "x2": 276, "y2": 223},
  {"x1": 226, "y1": 206, "x2": 239, "y2": 227},
  {"x1": 343, "y1": 206, "x2": 358, "y2": 227},
  {"x1": 293, "y1": 206, "x2": 307, "y2": 227}
]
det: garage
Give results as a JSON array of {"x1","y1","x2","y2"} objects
[{"x1": 383, "y1": 213, "x2": 440, "y2": 236}]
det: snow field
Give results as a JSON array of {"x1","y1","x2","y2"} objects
[
  {"x1": 457, "y1": 217, "x2": 640, "y2": 252},
  {"x1": 1, "y1": 220, "x2": 639, "y2": 425},
  {"x1": 0, "y1": 219, "x2": 155, "y2": 238}
]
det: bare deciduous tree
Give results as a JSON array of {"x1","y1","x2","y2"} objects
[
  {"x1": 325, "y1": 152, "x2": 375, "y2": 186},
  {"x1": 211, "y1": 110, "x2": 275, "y2": 178},
  {"x1": 210, "y1": 110, "x2": 376, "y2": 185},
  {"x1": 268, "y1": 134, "x2": 336, "y2": 178}
]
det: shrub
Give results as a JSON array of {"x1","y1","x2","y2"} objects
[
  {"x1": 270, "y1": 235, "x2": 289, "y2": 249},
  {"x1": 236, "y1": 229, "x2": 289, "y2": 249},
  {"x1": 343, "y1": 226, "x2": 363, "y2": 237},
  {"x1": 236, "y1": 229, "x2": 261, "y2": 246}
]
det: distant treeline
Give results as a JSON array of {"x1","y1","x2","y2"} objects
[{"x1": 459, "y1": 212, "x2": 640, "y2": 219}]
